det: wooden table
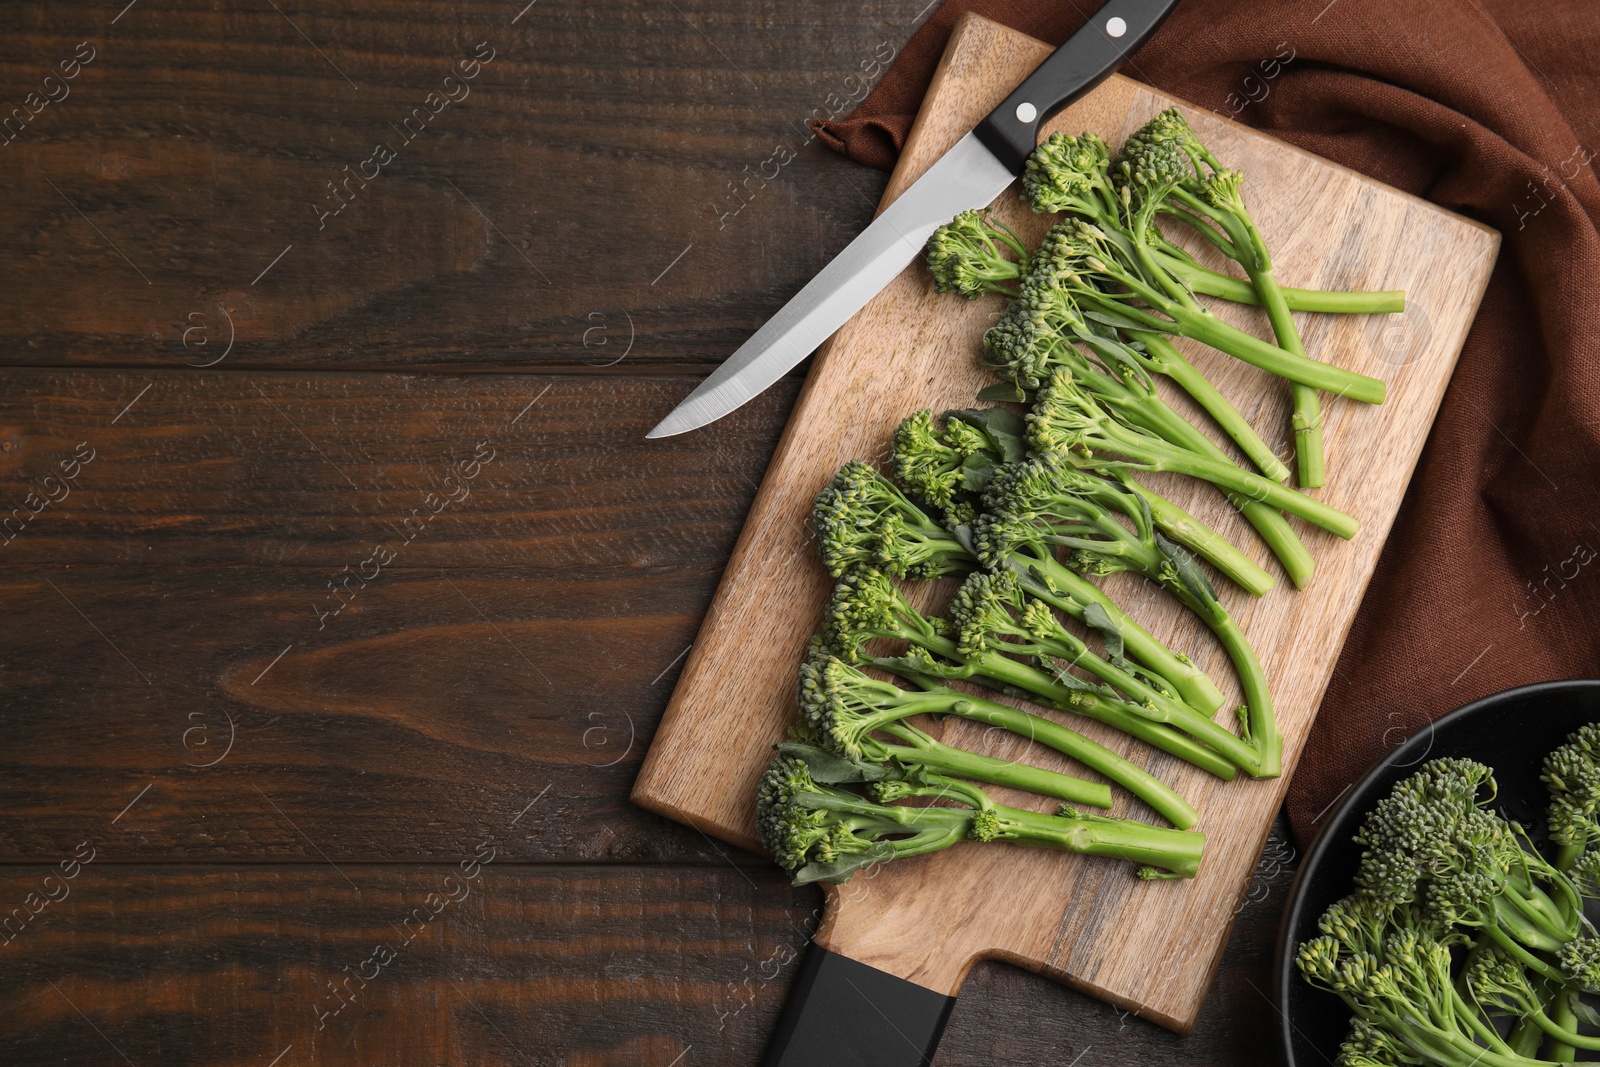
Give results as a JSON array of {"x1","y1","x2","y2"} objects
[{"x1": 0, "y1": 2, "x2": 1300, "y2": 1062}]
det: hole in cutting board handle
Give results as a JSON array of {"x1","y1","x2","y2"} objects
[{"x1": 761, "y1": 944, "x2": 957, "y2": 1067}]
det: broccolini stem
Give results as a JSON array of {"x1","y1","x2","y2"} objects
[
  {"x1": 877, "y1": 722, "x2": 1114, "y2": 809},
  {"x1": 1010, "y1": 548, "x2": 1228, "y2": 715},
  {"x1": 1157, "y1": 204, "x2": 1239, "y2": 259},
  {"x1": 1113, "y1": 339, "x2": 1315, "y2": 587},
  {"x1": 938, "y1": 689, "x2": 1200, "y2": 828},
  {"x1": 1086, "y1": 420, "x2": 1360, "y2": 538},
  {"x1": 1549, "y1": 990, "x2": 1581, "y2": 1062},
  {"x1": 874, "y1": 635, "x2": 1238, "y2": 780},
  {"x1": 1125, "y1": 477, "x2": 1275, "y2": 597},
  {"x1": 1196, "y1": 190, "x2": 1327, "y2": 488},
  {"x1": 997, "y1": 804, "x2": 1206, "y2": 878},
  {"x1": 1022, "y1": 608, "x2": 1264, "y2": 776},
  {"x1": 1153, "y1": 250, "x2": 1406, "y2": 314},
  {"x1": 1133, "y1": 330, "x2": 1290, "y2": 485},
  {"x1": 1072, "y1": 278, "x2": 1387, "y2": 402},
  {"x1": 1257, "y1": 273, "x2": 1326, "y2": 488},
  {"x1": 1493, "y1": 883, "x2": 1571, "y2": 951},
  {"x1": 1206, "y1": 612, "x2": 1281, "y2": 778},
  {"x1": 1557, "y1": 839, "x2": 1588, "y2": 875},
  {"x1": 1505, "y1": 1016, "x2": 1544, "y2": 1057},
  {"x1": 1522, "y1": 1003, "x2": 1600, "y2": 1052}
]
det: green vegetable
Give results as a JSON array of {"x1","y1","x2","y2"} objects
[
  {"x1": 1296, "y1": 754, "x2": 1600, "y2": 1064},
  {"x1": 948, "y1": 569, "x2": 1263, "y2": 776},
  {"x1": 1116, "y1": 108, "x2": 1330, "y2": 486},
  {"x1": 1027, "y1": 368, "x2": 1359, "y2": 539},
  {"x1": 820, "y1": 568, "x2": 1239, "y2": 779},
  {"x1": 1027, "y1": 219, "x2": 1385, "y2": 403},
  {"x1": 813, "y1": 460, "x2": 1228, "y2": 715},
  {"x1": 925, "y1": 208, "x2": 1031, "y2": 297},
  {"x1": 756, "y1": 750, "x2": 1206, "y2": 886},
  {"x1": 927, "y1": 201, "x2": 1402, "y2": 313},
  {"x1": 894, "y1": 405, "x2": 1279, "y2": 597},
  {"x1": 799, "y1": 647, "x2": 1200, "y2": 829},
  {"x1": 779, "y1": 717, "x2": 1113, "y2": 811},
  {"x1": 979, "y1": 254, "x2": 1322, "y2": 587},
  {"x1": 974, "y1": 457, "x2": 1281, "y2": 777},
  {"x1": 1543, "y1": 723, "x2": 1600, "y2": 871}
]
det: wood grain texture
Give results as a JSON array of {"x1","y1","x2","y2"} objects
[
  {"x1": 0, "y1": 0, "x2": 912, "y2": 370},
  {"x1": 0, "y1": 823, "x2": 1298, "y2": 1066},
  {"x1": 0, "y1": 370, "x2": 790, "y2": 567},
  {"x1": 0, "y1": 372, "x2": 804, "y2": 862},
  {"x1": 634, "y1": 14, "x2": 1499, "y2": 1028}
]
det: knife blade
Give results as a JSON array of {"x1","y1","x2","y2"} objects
[{"x1": 646, "y1": 0, "x2": 1182, "y2": 439}]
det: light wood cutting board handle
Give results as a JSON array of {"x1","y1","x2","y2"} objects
[{"x1": 761, "y1": 859, "x2": 997, "y2": 1064}]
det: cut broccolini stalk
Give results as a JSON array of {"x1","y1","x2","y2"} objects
[
  {"x1": 756, "y1": 750, "x2": 1206, "y2": 886},
  {"x1": 1156, "y1": 244, "x2": 1404, "y2": 314},
  {"x1": 779, "y1": 718, "x2": 1114, "y2": 810},
  {"x1": 975, "y1": 457, "x2": 1281, "y2": 778},
  {"x1": 812, "y1": 460, "x2": 1228, "y2": 715},
  {"x1": 1025, "y1": 368, "x2": 1359, "y2": 540},
  {"x1": 1116, "y1": 108, "x2": 1327, "y2": 487},
  {"x1": 820, "y1": 569, "x2": 1237, "y2": 779},
  {"x1": 1030, "y1": 219, "x2": 1385, "y2": 403},
  {"x1": 798, "y1": 648, "x2": 1200, "y2": 829}
]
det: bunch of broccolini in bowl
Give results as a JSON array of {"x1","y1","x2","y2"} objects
[
  {"x1": 1293, "y1": 723, "x2": 1600, "y2": 1064},
  {"x1": 755, "y1": 107, "x2": 1407, "y2": 895}
]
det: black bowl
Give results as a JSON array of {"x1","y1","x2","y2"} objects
[{"x1": 1274, "y1": 679, "x2": 1600, "y2": 1066}]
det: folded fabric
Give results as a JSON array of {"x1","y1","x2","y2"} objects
[{"x1": 817, "y1": 0, "x2": 1600, "y2": 846}]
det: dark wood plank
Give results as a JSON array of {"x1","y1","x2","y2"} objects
[
  {"x1": 0, "y1": 830, "x2": 1296, "y2": 1064},
  {"x1": 0, "y1": 864, "x2": 816, "y2": 1066},
  {"x1": 0, "y1": 370, "x2": 804, "y2": 861},
  {"x1": 0, "y1": 0, "x2": 923, "y2": 370},
  {"x1": 0, "y1": 564, "x2": 757, "y2": 862},
  {"x1": 0, "y1": 369, "x2": 793, "y2": 566}
]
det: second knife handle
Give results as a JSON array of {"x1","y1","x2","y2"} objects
[{"x1": 973, "y1": 0, "x2": 1182, "y2": 174}]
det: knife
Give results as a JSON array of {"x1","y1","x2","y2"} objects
[{"x1": 647, "y1": 0, "x2": 1182, "y2": 439}]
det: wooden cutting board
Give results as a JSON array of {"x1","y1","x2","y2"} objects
[{"x1": 633, "y1": 13, "x2": 1498, "y2": 1032}]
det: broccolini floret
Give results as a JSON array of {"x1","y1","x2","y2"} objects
[
  {"x1": 1543, "y1": 723, "x2": 1600, "y2": 872},
  {"x1": 813, "y1": 460, "x2": 973, "y2": 580},
  {"x1": 924, "y1": 209, "x2": 1031, "y2": 298}
]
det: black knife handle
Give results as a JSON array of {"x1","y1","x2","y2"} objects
[
  {"x1": 761, "y1": 945, "x2": 957, "y2": 1067},
  {"x1": 974, "y1": 0, "x2": 1183, "y2": 173}
]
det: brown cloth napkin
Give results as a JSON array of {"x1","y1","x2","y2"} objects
[{"x1": 817, "y1": 0, "x2": 1600, "y2": 846}]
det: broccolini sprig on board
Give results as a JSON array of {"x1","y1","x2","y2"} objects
[
  {"x1": 798, "y1": 646, "x2": 1200, "y2": 829},
  {"x1": 756, "y1": 750, "x2": 1206, "y2": 886}
]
